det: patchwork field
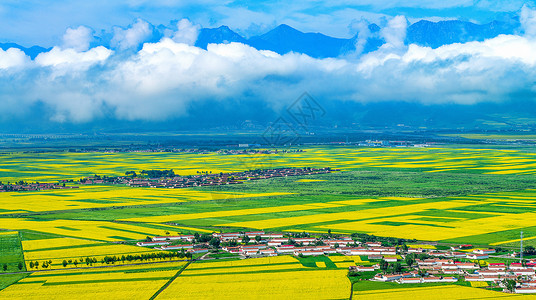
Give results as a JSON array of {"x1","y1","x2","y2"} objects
[
  {"x1": 1, "y1": 145, "x2": 536, "y2": 297},
  {"x1": 0, "y1": 185, "x2": 289, "y2": 213},
  {"x1": 0, "y1": 261, "x2": 188, "y2": 300},
  {"x1": 353, "y1": 284, "x2": 534, "y2": 299},
  {"x1": 2, "y1": 146, "x2": 536, "y2": 183},
  {"x1": 156, "y1": 256, "x2": 350, "y2": 300}
]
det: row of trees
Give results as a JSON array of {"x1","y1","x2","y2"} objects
[{"x1": 1, "y1": 262, "x2": 24, "y2": 272}]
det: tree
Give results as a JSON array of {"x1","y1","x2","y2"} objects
[
  {"x1": 380, "y1": 259, "x2": 389, "y2": 272},
  {"x1": 2, "y1": 263, "x2": 7, "y2": 271},
  {"x1": 62, "y1": 260, "x2": 68, "y2": 267},
  {"x1": 29, "y1": 261, "x2": 34, "y2": 269},
  {"x1": 503, "y1": 279, "x2": 516, "y2": 292},
  {"x1": 17, "y1": 262, "x2": 23, "y2": 270},
  {"x1": 243, "y1": 235, "x2": 250, "y2": 244},
  {"x1": 73, "y1": 260, "x2": 78, "y2": 267},
  {"x1": 392, "y1": 262, "x2": 402, "y2": 273},
  {"x1": 209, "y1": 237, "x2": 220, "y2": 248},
  {"x1": 405, "y1": 254, "x2": 415, "y2": 267},
  {"x1": 525, "y1": 246, "x2": 536, "y2": 255},
  {"x1": 255, "y1": 235, "x2": 262, "y2": 243}
]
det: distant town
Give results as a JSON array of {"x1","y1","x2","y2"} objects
[{"x1": 1, "y1": 167, "x2": 336, "y2": 192}]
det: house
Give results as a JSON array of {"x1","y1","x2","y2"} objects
[
  {"x1": 447, "y1": 251, "x2": 466, "y2": 258},
  {"x1": 523, "y1": 281, "x2": 536, "y2": 287},
  {"x1": 244, "y1": 231, "x2": 265, "y2": 237},
  {"x1": 473, "y1": 248, "x2": 496, "y2": 254},
  {"x1": 188, "y1": 248, "x2": 209, "y2": 254},
  {"x1": 356, "y1": 266, "x2": 375, "y2": 272},
  {"x1": 408, "y1": 248, "x2": 425, "y2": 253},
  {"x1": 489, "y1": 263, "x2": 506, "y2": 270},
  {"x1": 400, "y1": 277, "x2": 422, "y2": 284},
  {"x1": 259, "y1": 249, "x2": 277, "y2": 256},
  {"x1": 275, "y1": 245, "x2": 295, "y2": 253},
  {"x1": 136, "y1": 241, "x2": 169, "y2": 247},
  {"x1": 374, "y1": 274, "x2": 402, "y2": 282},
  {"x1": 293, "y1": 238, "x2": 317, "y2": 245},
  {"x1": 160, "y1": 244, "x2": 193, "y2": 250},
  {"x1": 368, "y1": 255, "x2": 383, "y2": 260},
  {"x1": 262, "y1": 233, "x2": 284, "y2": 239},
  {"x1": 294, "y1": 250, "x2": 323, "y2": 256},
  {"x1": 466, "y1": 253, "x2": 489, "y2": 260},
  {"x1": 455, "y1": 262, "x2": 479, "y2": 269},
  {"x1": 366, "y1": 242, "x2": 382, "y2": 247},
  {"x1": 152, "y1": 235, "x2": 194, "y2": 242},
  {"x1": 477, "y1": 269, "x2": 505, "y2": 276},
  {"x1": 422, "y1": 276, "x2": 457, "y2": 283},
  {"x1": 516, "y1": 287, "x2": 536, "y2": 294},
  {"x1": 510, "y1": 263, "x2": 524, "y2": 270},
  {"x1": 464, "y1": 275, "x2": 486, "y2": 282},
  {"x1": 511, "y1": 268, "x2": 535, "y2": 276},
  {"x1": 384, "y1": 257, "x2": 398, "y2": 262},
  {"x1": 222, "y1": 246, "x2": 240, "y2": 253}
]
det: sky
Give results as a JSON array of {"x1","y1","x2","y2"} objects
[
  {"x1": 1, "y1": 1, "x2": 536, "y2": 128},
  {"x1": 0, "y1": 0, "x2": 533, "y2": 46}
]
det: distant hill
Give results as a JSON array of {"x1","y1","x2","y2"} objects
[
  {"x1": 406, "y1": 19, "x2": 519, "y2": 48},
  {"x1": 0, "y1": 18, "x2": 523, "y2": 59},
  {"x1": 0, "y1": 42, "x2": 49, "y2": 59},
  {"x1": 247, "y1": 24, "x2": 349, "y2": 58},
  {"x1": 195, "y1": 25, "x2": 248, "y2": 49}
]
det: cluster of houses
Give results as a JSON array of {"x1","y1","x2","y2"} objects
[
  {"x1": 80, "y1": 167, "x2": 336, "y2": 188},
  {"x1": 0, "y1": 182, "x2": 78, "y2": 192},
  {"x1": 136, "y1": 235, "x2": 210, "y2": 254},
  {"x1": 137, "y1": 231, "x2": 536, "y2": 294},
  {"x1": 369, "y1": 270, "x2": 459, "y2": 284},
  {"x1": 138, "y1": 231, "x2": 406, "y2": 260}
]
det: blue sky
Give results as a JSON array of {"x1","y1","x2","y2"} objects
[
  {"x1": 0, "y1": 0, "x2": 533, "y2": 46},
  {"x1": 1, "y1": 1, "x2": 536, "y2": 125}
]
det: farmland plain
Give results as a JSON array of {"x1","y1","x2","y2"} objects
[{"x1": 1, "y1": 145, "x2": 536, "y2": 298}]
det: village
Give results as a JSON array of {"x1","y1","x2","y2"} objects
[
  {"x1": 79, "y1": 167, "x2": 336, "y2": 189},
  {"x1": 0, "y1": 167, "x2": 335, "y2": 192},
  {"x1": 0, "y1": 181, "x2": 78, "y2": 192},
  {"x1": 137, "y1": 231, "x2": 536, "y2": 295}
]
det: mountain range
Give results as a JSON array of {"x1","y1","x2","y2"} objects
[{"x1": 1, "y1": 17, "x2": 521, "y2": 59}]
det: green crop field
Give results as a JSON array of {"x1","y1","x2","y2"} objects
[{"x1": 1, "y1": 145, "x2": 536, "y2": 297}]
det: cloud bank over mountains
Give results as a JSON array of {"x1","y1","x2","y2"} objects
[{"x1": 1, "y1": 5, "x2": 536, "y2": 125}]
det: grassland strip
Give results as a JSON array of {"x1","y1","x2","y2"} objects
[{"x1": 149, "y1": 260, "x2": 192, "y2": 300}]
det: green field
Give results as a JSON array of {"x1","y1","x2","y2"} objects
[{"x1": 1, "y1": 145, "x2": 536, "y2": 297}]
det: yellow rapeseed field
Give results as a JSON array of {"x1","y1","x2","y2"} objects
[
  {"x1": 353, "y1": 285, "x2": 533, "y2": 299},
  {"x1": 0, "y1": 261, "x2": 186, "y2": 300},
  {"x1": 157, "y1": 256, "x2": 350, "y2": 300}
]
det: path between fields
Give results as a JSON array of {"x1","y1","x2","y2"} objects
[{"x1": 149, "y1": 260, "x2": 193, "y2": 300}]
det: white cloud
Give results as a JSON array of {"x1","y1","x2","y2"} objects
[
  {"x1": 3, "y1": 8, "x2": 536, "y2": 124},
  {"x1": 111, "y1": 19, "x2": 153, "y2": 50},
  {"x1": 35, "y1": 46, "x2": 113, "y2": 69},
  {"x1": 171, "y1": 19, "x2": 200, "y2": 45},
  {"x1": 0, "y1": 48, "x2": 30, "y2": 69},
  {"x1": 521, "y1": 4, "x2": 536, "y2": 37},
  {"x1": 62, "y1": 26, "x2": 93, "y2": 51},
  {"x1": 380, "y1": 15, "x2": 408, "y2": 49}
]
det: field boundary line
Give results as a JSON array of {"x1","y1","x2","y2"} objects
[{"x1": 149, "y1": 260, "x2": 192, "y2": 300}]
